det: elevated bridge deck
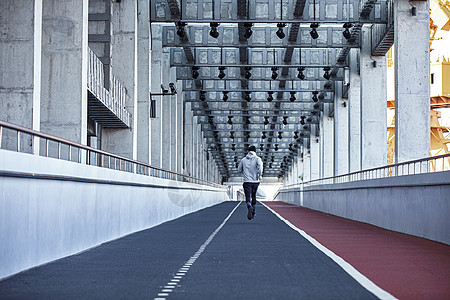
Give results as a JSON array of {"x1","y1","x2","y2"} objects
[{"x1": 1, "y1": 202, "x2": 448, "y2": 300}]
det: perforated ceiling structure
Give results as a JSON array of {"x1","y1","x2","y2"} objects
[{"x1": 150, "y1": 0, "x2": 392, "y2": 178}]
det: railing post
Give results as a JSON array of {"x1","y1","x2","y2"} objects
[{"x1": 17, "y1": 131, "x2": 20, "y2": 152}]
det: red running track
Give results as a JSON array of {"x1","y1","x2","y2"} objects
[{"x1": 264, "y1": 201, "x2": 450, "y2": 300}]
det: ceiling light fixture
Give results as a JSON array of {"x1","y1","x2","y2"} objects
[
  {"x1": 312, "y1": 91, "x2": 319, "y2": 102},
  {"x1": 297, "y1": 67, "x2": 305, "y2": 80},
  {"x1": 218, "y1": 66, "x2": 226, "y2": 79},
  {"x1": 271, "y1": 67, "x2": 279, "y2": 80},
  {"x1": 289, "y1": 91, "x2": 296, "y2": 102},
  {"x1": 191, "y1": 66, "x2": 200, "y2": 79},
  {"x1": 267, "y1": 91, "x2": 274, "y2": 102},
  {"x1": 276, "y1": 23, "x2": 286, "y2": 39},
  {"x1": 209, "y1": 22, "x2": 220, "y2": 38},
  {"x1": 176, "y1": 21, "x2": 187, "y2": 38},
  {"x1": 244, "y1": 91, "x2": 251, "y2": 102},
  {"x1": 244, "y1": 22, "x2": 253, "y2": 39},
  {"x1": 199, "y1": 91, "x2": 206, "y2": 101},
  {"x1": 323, "y1": 67, "x2": 331, "y2": 80},
  {"x1": 300, "y1": 116, "x2": 306, "y2": 125},
  {"x1": 244, "y1": 67, "x2": 252, "y2": 79},
  {"x1": 310, "y1": 23, "x2": 319, "y2": 39},
  {"x1": 222, "y1": 91, "x2": 229, "y2": 101},
  {"x1": 343, "y1": 22, "x2": 352, "y2": 40}
]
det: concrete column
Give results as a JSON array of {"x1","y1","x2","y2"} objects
[
  {"x1": 193, "y1": 118, "x2": 199, "y2": 178},
  {"x1": 360, "y1": 27, "x2": 388, "y2": 169},
  {"x1": 348, "y1": 49, "x2": 361, "y2": 172},
  {"x1": 200, "y1": 132, "x2": 205, "y2": 179},
  {"x1": 170, "y1": 90, "x2": 177, "y2": 172},
  {"x1": 102, "y1": 0, "x2": 138, "y2": 159},
  {"x1": 334, "y1": 84, "x2": 349, "y2": 175},
  {"x1": 136, "y1": 0, "x2": 150, "y2": 163},
  {"x1": 303, "y1": 149, "x2": 311, "y2": 182},
  {"x1": 40, "y1": 0, "x2": 88, "y2": 145},
  {"x1": 150, "y1": 25, "x2": 162, "y2": 168},
  {"x1": 0, "y1": 1, "x2": 42, "y2": 153},
  {"x1": 310, "y1": 134, "x2": 320, "y2": 180},
  {"x1": 176, "y1": 83, "x2": 183, "y2": 174},
  {"x1": 161, "y1": 50, "x2": 171, "y2": 170},
  {"x1": 321, "y1": 111, "x2": 334, "y2": 178},
  {"x1": 168, "y1": 67, "x2": 180, "y2": 173},
  {"x1": 184, "y1": 102, "x2": 193, "y2": 175},
  {"x1": 292, "y1": 158, "x2": 298, "y2": 184},
  {"x1": 297, "y1": 149, "x2": 304, "y2": 182},
  {"x1": 394, "y1": 0, "x2": 430, "y2": 162}
]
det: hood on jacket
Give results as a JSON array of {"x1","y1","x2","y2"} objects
[{"x1": 246, "y1": 151, "x2": 256, "y2": 159}]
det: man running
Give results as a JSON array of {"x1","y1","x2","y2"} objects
[{"x1": 237, "y1": 145, "x2": 263, "y2": 220}]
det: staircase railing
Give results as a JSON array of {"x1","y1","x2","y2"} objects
[{"x1": 88, "y1": 47, "x2": 131, "y2": 127}]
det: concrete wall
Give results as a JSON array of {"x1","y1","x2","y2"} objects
[
  {"x1": 274, "y1": 172, "x2": 450, "y2": 245},
  {"x1": 0, "y1": 150, "x2": 228, "y2": 280}
]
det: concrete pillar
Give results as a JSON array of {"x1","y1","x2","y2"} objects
[
  {"x1": 161, "y1": 50, "x2": 171, "y2": 170},
  {"x1": 136, "y1": 0, "x2": 150, "y2": 163},
  {"x1": 40, "y1": 0, "x2": 88, "y2": 144},
  {"x1": 184, "y1": 102, "x2": 193, "y2": 175},
  {"x1": 0, "y1": 1, "x2": 42, "y2": 153},
  {"x1": 310, "y1": 133, "x2": 320, "y2": 180},
  {"x1": 360, "y1": 27, "x2": 387, "y2": 169},
  {"x1": 334, "y1": 84, "x2": 349, "y2": 175},
  {"x1": 150, "y1": 25, "x2": 162, "y2": 168},
  {"x1": 321, "y1": 111, "x2": 334, "y2": 178},
  {"x1": 193, "y1": 118, "x2": 199, "y2": 178},
  {"x1": 170, "y1": 90, "x2": 177, "y2": 173},
  {"x1": 394, "y1": 0, "x2": 430, "y2": 162},
  {"x1": 102, "y1": 0, "x2": 138, "y2": 159},
  {"x1": 292, "y1": 158, "x2": 298, "y2": 184},
  {"x1": 303, "y1": 149, "x2": 311, "y2": 182},
  {"x1": 348, "y1": 49, "x2": 361, "y2": 172},
  {"x1": 176, "y1": 83, "x2": 183, "y2": 174},
  {"x1": 297, "y1": 149, "x2": 304, "y2": 182}
]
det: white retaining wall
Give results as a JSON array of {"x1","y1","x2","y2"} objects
[
  {"x1": 0, "y1": 150, "x2": 228, "y2": 279},
  {"x1": 275, "y1": 172, "x2": 450, "y2": 245}
]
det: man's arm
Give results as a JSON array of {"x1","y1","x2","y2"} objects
[
  {"x1": 237, "y1": 159, "x2": 243, "y2": 173},
  {"x1": 257, "y1": 157, "x2": 263, "y2": 179}
]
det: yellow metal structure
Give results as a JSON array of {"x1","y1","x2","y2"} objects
[
  {"x1": 387, "y1": 111, "x2": 450, "y2": 170},
  {"x1": 386, "y1": 0, "x2": 450, "y2": 169}
]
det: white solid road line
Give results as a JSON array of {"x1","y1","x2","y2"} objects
[
  {"x1": 261, "y1": 202, "x2": 398, "y2": 300},
  {"x1": 153, "y1": 202, "x2": 241, "y2": 300}
]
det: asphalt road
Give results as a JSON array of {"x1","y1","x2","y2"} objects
[{"x1": 0, "y1": 201, "x2": 378, "y2": 300}]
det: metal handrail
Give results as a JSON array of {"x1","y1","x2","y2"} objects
[
  {"x1": 0, "y1": 120, "x2": 224, "y2": 189},
  {"x1": 279, "y1": 152, "x2": 450, "y2": 191}
]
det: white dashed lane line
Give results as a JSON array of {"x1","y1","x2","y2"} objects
[{"x1": 153, "y1": 202, "x2": 241, "y2": 300}]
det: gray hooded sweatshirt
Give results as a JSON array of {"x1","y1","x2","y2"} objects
[{"x1": 237, "y1": 151, "x2": 263, "y2": 183}]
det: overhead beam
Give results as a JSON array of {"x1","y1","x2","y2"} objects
[
  {"x1": 151, "y1": 0, "x2": 389, "y2": 23},
  {"x1": 162, "y1": 26, "x2": 360, "y2": 48}
]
